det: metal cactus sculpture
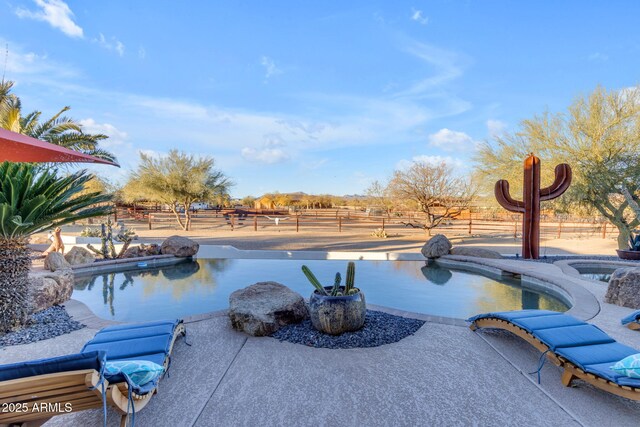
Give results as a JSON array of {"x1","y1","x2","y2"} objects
[{"x1": 495, "y1": 153, "x2": 572, "y2": 259}]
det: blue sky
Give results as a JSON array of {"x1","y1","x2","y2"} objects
[{"x1": 1, "y1": 1, "x2": 639, "y2": 197}]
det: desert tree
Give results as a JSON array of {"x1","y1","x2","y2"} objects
[
  {"x1": 387, "y1": 161, "x2": 476, "y2": 234},
  {"x1": 122, "y1": 150, "x2": 232, "y2": 230},
  {"x1": 475, "y1": 86, "x2": 640, "y2": 249}
]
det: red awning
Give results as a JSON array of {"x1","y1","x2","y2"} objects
[{"x1": 0, "y1": 128, "x2": 119, "y2": 166}]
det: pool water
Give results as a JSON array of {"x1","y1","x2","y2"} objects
[
  {"x1": 580, "y1": 273, "x2": 611, "y2": 283},
  {"x1": 73, "y1": 259, "x2": 569, "y2": 322}
]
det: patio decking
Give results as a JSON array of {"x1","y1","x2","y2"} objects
[{"x1": 2, "y1": 307, "x2": 640, "y2": 426}]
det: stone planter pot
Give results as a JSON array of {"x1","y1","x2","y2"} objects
[
  {"x1": 616, "y1": 249, "x2": 640, "y2": 260},
  {"x1": 309, "y1": 287, "x2": 366, "y2": 335}
]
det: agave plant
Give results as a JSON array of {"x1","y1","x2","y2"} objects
[{"x1": 0, "y1": 162, "x2": 113, "y2": 332}]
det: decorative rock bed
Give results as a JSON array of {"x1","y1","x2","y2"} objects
[
  {"x1": 271, "y1": 310, "x2": 425, "y2": 349},
  {"x1": 0, "y1": 306, "x2": 85, "y2": 347}
]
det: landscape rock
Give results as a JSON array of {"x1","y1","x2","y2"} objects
[
  {"x1": 229, "y1": 281, "x2": 309, "y2": 336},
  {"x1": 64, "y1": 246, "x2": 96, "y2": 265},
  {"x1": 44, "y1": 252, "x2": 71, "y2": 272},
  {"x1": 421, "y1": 234, "x2": 452, "y2": 258},
  {"x1": 123, "y1": 244, "x2": 161, "y2": 258},
  {"x1": 450, "y1": 247, "x2": 503, "y2": 259},
  {"x1": 605, "y1": 268, "x2": 640, "y2": 308},
  {"x1": 160, "y1": 236, "x2": 199, "y2": 257},
  {"x1": 29, "y1": 269, "x2": 74, "y2": 312}
]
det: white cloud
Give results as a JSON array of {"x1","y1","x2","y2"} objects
[
  {"x1": 396, "y1": 155, "x2": 465, "y2": 171},
  {"x1": 428, "y1": 128, "x2": 476, "y2": 151},
  {"x1": 138, "y1": 46, "x2": 146, "y2": 60},
  {"x1": 411, "y1": 9, "x2": 429, "y2": 25},
  {"x1": 587, "y1": 52, "x2": 608, "y2": 62},
  {"x1": 393, "y1": 40, "x2": 468, "y2": 99},
  {"x1": 15, "y1": 0, "x2": 83, "y2": 38},
  {"x1": 94, "y1": 33, "x2": 125, "y2": 57},
  {"x1": 241, "y1": 147, "x2": 290, "y2": 164},
  {"x1": 486, "y1": 119, "x2": 507, "y2": 138},
  {"x1": 79, "y1": 119, "x2": 128, "y2": 148},
  {"x1": 260, "y1": 56, "x2": 282, "y2": 80}
]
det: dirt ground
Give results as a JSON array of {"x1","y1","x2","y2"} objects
[{"x1": 31, "y1": 224, "x2": 621, "y2": 256}]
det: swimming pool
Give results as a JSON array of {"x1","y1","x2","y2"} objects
[{"x1": 72, "y1": 259, "x2": 569, "y2": 322}]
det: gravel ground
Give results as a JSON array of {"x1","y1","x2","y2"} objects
[
  {"x1": 0, "y1": 306, "x2": 85, "y2": 347},
  {"x1": 271, "y1": 310, "x2": 425, "y2": 349}
]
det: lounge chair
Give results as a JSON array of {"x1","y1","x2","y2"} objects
[
  {"x1": 468, "y1": 310, "x2": 640, "y2": 401},
  {"x1": 0, "y1": 319, "x2": 185, "y2": 427},
  {"x1": 621, "y1": 310, "x2": 640, "y2": 330}
]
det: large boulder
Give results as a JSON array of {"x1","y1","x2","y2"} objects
[
  {"x1": 123, "y1": 243, "x2": 161, "y2": 258},
  {"x1": 606, "y1": 268, "x2": 640, "y2": 308},
  {"x1": 29, "y1": 269, "x2": 74, "y2": 312},
  {"x1": 450, "y1": 247, "x2": 503, "y2": 259},
  {"x1": 160, "y1": 236, "x2": 199, "y2": 257},
  {"x1": 229, "y1": 281, "x2": 308, "y2": 336},
  {"x1": 44, "y1": 252, "x2": 71, "y2": 272},
  {"x1": 64, "y1": 246, "x2": 96, "y2": 265},
  {"x1": 421, "y1": 234, "x2": 452, "y2": 259}
]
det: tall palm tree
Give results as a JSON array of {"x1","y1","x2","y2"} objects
[
  {"x1": 0, "y1": 80, "x2": 117, "y2": 164},
  {"x1": 0, "y1": 162, "x2": 113, "y2": 332}
]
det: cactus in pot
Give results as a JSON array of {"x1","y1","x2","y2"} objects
[{"x1": 301, "y1": 262, "x2": 366, "y2": 335}]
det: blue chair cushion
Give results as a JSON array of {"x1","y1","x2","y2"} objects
[
  {"x1": 0, "y1": 351, "x2": 105, "y2": 382},
  {"x1": 533, "y1": 325, "x2": 615, "y2": 351},
  {"x1": 81, "y1": 319, "x2": 181, "y2": 361},
  {"x1": 99, "y1": 320, "x2": 180, "y2": 333},
  {"x1": 555, "y1": 342, "x2": 638, "y2": 370},
  {"x1": 512, "y1": 314, "x2": 585, "y2": 333},
  {"x1": 87, "y1": 324, "x2": 177, "y2": 344},
  {"x1": 621, "y1": 310, "x2": 640, "y2": 326},
  {"x1": 467, "y1": 310, "x2": 561, "y2": 324},
  {"x1": 583, "y1": 362, "x2": 628, "y2": 383},
  {"x1": 82, "y1": 334, "x2": 173, "y2": 360}
]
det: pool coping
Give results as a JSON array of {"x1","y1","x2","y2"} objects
[
  {"x1": 72, "y1": 254, "x2": 190, "y2": 276},
  {"x1": 554, "y1": 258, "x2": 640, "y2": 278}
]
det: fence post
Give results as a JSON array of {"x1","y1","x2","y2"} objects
[
  {"x1": 602, "y1": 222, "x2": 607, "y2": 239},
  {"x1": 296, "y1": 215, "x2": 299, "y2": 232},
  {"x1": 148, "y1": 213, "x2": 152, "y2": 230},
  {"x1": 557, "y1": 220, "x2": 562, "y2": 239},
  {"x1": 468, "y1": 218, "x2": 472, "y2": 235},
  {"x1": 231, "y1": 214, "x2": 235, "y2": 231},
  {"x1": 338, "y1": 216, "x2": 342, "y2": 232},
  {"x1": 254, "y1": 215, "x2": 257, "y2": 232},
  {"x1": 514, "y1": 221, "x2": 518, "y2": 239},
  {"x1": 382, "y1": 218, "x2": 385, "y2": 231}
]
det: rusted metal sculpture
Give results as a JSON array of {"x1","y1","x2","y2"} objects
[{"x1": 495, "y1": 153, "x2": 572, "y2": 259}]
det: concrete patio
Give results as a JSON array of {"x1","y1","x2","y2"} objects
[{"x1": 2, "y1": 303, "x2": 640, "y2": 427}]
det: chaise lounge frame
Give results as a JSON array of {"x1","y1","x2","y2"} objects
[
  {"x1": 470, "y1": 317, "x2": 640, "y2": 401},
  {"x1": 0, "y1": 322, "x2": 185, "y2": 427}
]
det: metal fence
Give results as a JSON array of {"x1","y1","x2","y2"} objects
[{"x1": 81, "y1": 206, "x2": 618, "y2": 240}]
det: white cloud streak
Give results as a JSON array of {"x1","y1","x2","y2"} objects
[
  {"x1": 94, "y1": 33, "x2": 125, "y2": 57},
  {"x1": 15, "y1": 0, "x2": 83, "y2": 38},
  {"x1": 411, "y1": 9, "x2": 429, "y2": 25},
  {"x1": 260, "y1": 56, "x2": 282, "y2": 80},
  {"x1": 428, "y1": 128, "x2": 476, "y2": 151}
]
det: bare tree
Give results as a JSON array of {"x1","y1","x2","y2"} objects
[
  {"x1": 365, "y1": 180, "x2": 394, "y2": 217},
  {"x1": 387, "y1": 161, "x2": 475, "y2": 234}
]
